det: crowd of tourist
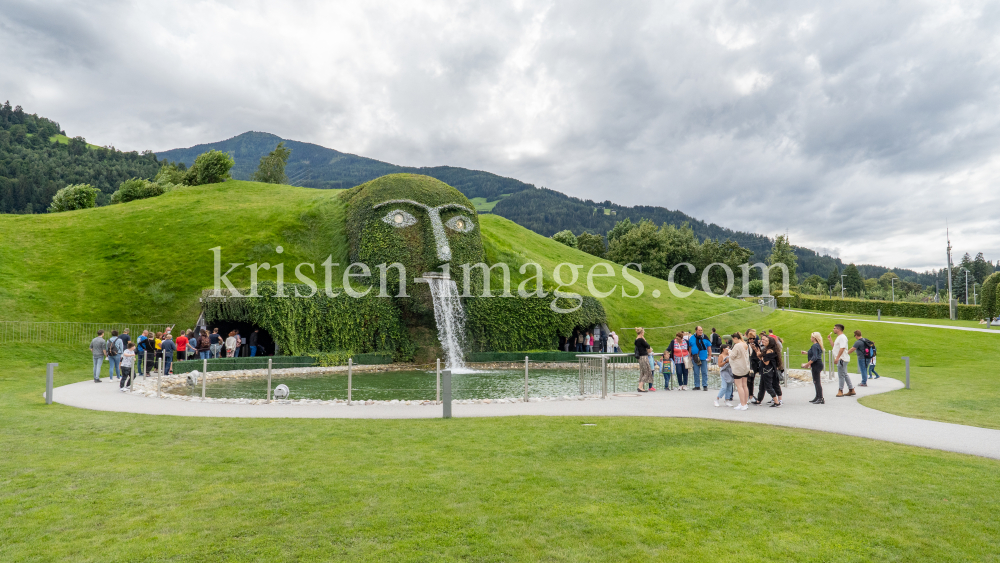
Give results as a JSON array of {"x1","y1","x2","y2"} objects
[
  {"x1": 628, "y1": 323, "x2": 879, "y2": 410},
  {"x1": 88, "y1": 326, "x2": 267, "y2": 384}
]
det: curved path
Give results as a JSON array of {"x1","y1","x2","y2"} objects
[{"x1": 52, "y1": 376, "x2": 1000, "y2": 460}]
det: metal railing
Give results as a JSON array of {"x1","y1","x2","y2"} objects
[{"x1": 0, "y1": 321, "x2": 175, "y2": 345}]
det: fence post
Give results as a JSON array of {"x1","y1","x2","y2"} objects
[
  {"x1": 442, "y1": 369, "x2": 452, "y2": 418},
  {"x1": 347, "y1": 358, "x2": 353, "y2": 405},
  {"x1": 436, "y1": 358, "x2": 441, "y2": 403},
  {"x1": 579, "y1": 360, "x2": 584, "y2": 395},
  {"x1": 524, "y1": 356, "x2": 529, "y2": 402},
  {"x1": 601, "y1": 356, "x2": 607, "y2": 399},
  {"x1": 46, "y1": 362, "x2": 57, "y2": 405},
  {"x1": 613, "y1": 360, "x2": 616, "y2": 393},
  {"x1": 143, "y1": 351, "x2": 147, "y2": 379},
  {"x1": 877, "y1": 309, "x2": 881, "y2": 321},
  {"x1": 202, "y1": 358, "x2": 208, "y2": 399},
  {"x1": 902, "y1": 356, "x2": 910, "y2": 389},
  {"x1": 267, "y1": 358, "x2": 273, "y2": 402},
  {"x1": 157, "y1": 357, "x2": 163, "y2": 398}
]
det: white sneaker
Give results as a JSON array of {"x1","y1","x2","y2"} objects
[
  {"x1": 741, "y1": 405, "x2": 749, "y2": 410},
  {"x1": 714, "y1": 399, "x2": 720, "y2": 407},
  {"x1": 725, "y1": 401, "x2": 734, "y2": 407},
  {"x1": 734, "y1": 404, "x2": 742, "y2": 410}
]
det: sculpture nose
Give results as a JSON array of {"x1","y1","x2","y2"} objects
[{"x1": 427, "y1": 208, "x2": 452, "y2": 262}]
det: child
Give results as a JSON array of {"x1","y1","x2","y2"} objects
[
  {"x1": 120, "y1": 342, "x2": 136, "y2": 390},
  {"x1": 660, "y1": 349, "x2": 672, "y2": 390},
  {"x1": 715, "y1": 342, "x2": 734, "y2": 407}
]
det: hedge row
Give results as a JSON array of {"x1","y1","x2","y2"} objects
[
  {"x1": 465, "y1": 295, "x2": 607, "y2": 352},
  {"x1": 774, "y1": 294, "x2": 983, "y2": 320},
  {"x1": 466, "y1": 351, "x2": 584, "y2": 363},
  {"x1": 172, "y1": 356, "x2": 315, "y2": 375}
]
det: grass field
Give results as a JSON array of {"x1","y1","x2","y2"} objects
[
  {"x1": 470, "y1": 196, "x2": 502, "y2": 212},
  {"x1": 1, "y1": 344, "x2": 999, "y2": 562}
]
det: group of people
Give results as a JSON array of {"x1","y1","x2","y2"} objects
[
  {"x1": 564, "y1": 328, "x2": 622, "y2": 353},
  {"x1": 630, "y1": 323, "x2": 878, "y2": 411},
  {"x1": 88, "y1": 326, "x2": 266, "y2": 387}
]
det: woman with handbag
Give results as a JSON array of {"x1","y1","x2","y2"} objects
[
  {"x1": 634, "y1": 328, "x2": 654, "y2": 392},
  {"x1": 755, "y1": 335, "x2": 783, "y2": 407},
  {"x1": 670, "y1": 332, "x2": 689, "y2": 390}
]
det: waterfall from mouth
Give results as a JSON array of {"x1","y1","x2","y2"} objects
[{"x1": 424, "y1": 274, "x2": 468, "y2": 371}]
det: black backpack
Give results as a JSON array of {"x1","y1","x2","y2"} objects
[
  {"x1": 108, "y1": 336, "x2": 122, "y2": 355},
  {"x1": 863, "y1": 339, "x2": 876, "y2": 359}
]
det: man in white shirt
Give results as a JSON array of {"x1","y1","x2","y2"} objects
[{"x1": 828, "y1": 324, "x2": 856, "y2": 397}]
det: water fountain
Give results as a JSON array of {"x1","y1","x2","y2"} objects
[{"x1": 419, "y1": 272, "x2": 468, "y2": 371}]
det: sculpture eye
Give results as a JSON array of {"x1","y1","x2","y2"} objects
[
  {"x1": 382, "y1": 209, "x2": 417, "y2": 228},
  {"x1": 445, "y1": 215, "x2": 474, "y2": 233}
]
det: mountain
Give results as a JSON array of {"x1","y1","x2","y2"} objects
[
  {"x1": 156, "y1": 131, "x2": 534, "y2": 199},
  {"x1": 0, "y1": 101, "x2": 160, "y2": 212}
]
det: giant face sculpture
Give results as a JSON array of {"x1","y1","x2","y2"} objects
[{"x1": 343, "y1": 174, "x2": 486, "y2": 282}]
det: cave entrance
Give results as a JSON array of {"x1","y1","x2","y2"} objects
[{"x1": 205, "y1": 320, "x2": 277, "y2": 356}]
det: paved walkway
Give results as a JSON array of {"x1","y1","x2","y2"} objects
[
  {"x1": 783, "y1": 308, "x2": 1000, "y2": 334},
  {"x1": 52, "y1": 376, "x2": 1000, "y2": 460}
]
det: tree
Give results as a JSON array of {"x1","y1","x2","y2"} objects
[
  {"x1": 606, "y1": 218, "x2": 634, "y2": 243},
  {"x1": 251, "y1": 142, "x2": 291, "y2": 184},
  {"x1": 697, "y1": 238, "x2": 754, "y2": 294},
  {"x1": 878, "y1": 271, "x2": 900, "y2": 291},
  {"x1": 183, "y1": 149, "x2": 234, "y2": 186},
  {"x1": 980, "y1": 272, "x2": 1000, "y2": 322},
  {"x1": 826, "y1": 265, "x2": 840, "y2": 293},
  {"x1": 155, "y1": 162, "x2": 187, "y2": 185},
  {"x1": 843, "y1": 264, "x2": 863, "y2": 297},
  {"x1": 767, "y1": 234, "x2": 798, "y2": 292},
  {"x1": 576, "y1": 232, "x2": 605, "y2": 257},
  {"x1": 48, "y1": 183, "x2": 99, "y2": 212},
  {"x1": 971, "y1": 253, "x2": 993, "y2": 291},
  {"x1": 551, "y1": 230, "x2": 577, "y2": 249},
  {"x1": 606, "y1": 220, "x2": 668, "y2": 279}
]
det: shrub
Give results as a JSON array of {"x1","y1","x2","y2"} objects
[
  {"x1": 465, "y1": 294, "x2": 607, "y2": 352},
  {"x1": 183, "y1": 149, "x2": 235, "y2": 186},
  {"x1": 577, "y1": 232, "x2": 605, "y2": 257},
  {"x1": 552, "y1": 230, "x2": 578, "y2": 248},
  {"x1": 775, "y1": 294, "x2": 982, "y2": 320},
  {"x1": 48, "y1": 183, "x2": 100, "y2": 212},
  {"x1": 110, "y1": 177, "x2": 170, "y2": 204}
]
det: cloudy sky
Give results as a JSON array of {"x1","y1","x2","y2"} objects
[{"x1": 3, "y1": 0, "x2": 998, "y2": 270}]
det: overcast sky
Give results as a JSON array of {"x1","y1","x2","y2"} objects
[{"x1": 3, "y1": 0, "x2": 998, "y2": 270}]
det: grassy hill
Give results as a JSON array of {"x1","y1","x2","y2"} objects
[{"x1": 0, "y1": 180, "x2": 745, "y2": 334}]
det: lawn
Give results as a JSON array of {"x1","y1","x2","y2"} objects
[
  {"x1": 1, "y1": 344, "x2": 999, "y2": 562},
  {"x1": 695, "y1": 309, "x2": 1000, "y2": 430}
]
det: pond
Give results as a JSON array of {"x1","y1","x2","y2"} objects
[{"x1": 170, "y1": 367, "x2": 598, "y2": 401}]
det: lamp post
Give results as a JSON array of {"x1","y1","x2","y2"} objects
[
  {"x1": 890, "y1": 277, "x2": 896, "y2": 302},
  {"x1": 841, "y1": 274, "x2": 847, "y2": 299},
  {"x1": 974, "y1": 282, "x2": 978, "y2": 306},
  {"x1": 965, "y1": 269, "x2": 969, "y2": 305},
  {"x1": 947, "y1": 229, "x2": 955, "y2": 319}
]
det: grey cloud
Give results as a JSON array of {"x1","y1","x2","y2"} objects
[{"x1": 1, "y1": 0, "x2": 997, "y2": 270}]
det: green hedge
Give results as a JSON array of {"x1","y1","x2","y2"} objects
[
  {"x1": 204, "y1": 281, "x2": 409, "y2": 358},
  {"x1": 172, "y1": 356, "x2": 315, "y2": 374},
  {"x1": 466, "y1": 351, "x2": 585, "y2": 363},
  {"x1": 465, "y1": 294, "x2": 607, "y2": 352},
  {"x1": 775, "y1": 294, "x2": 983, "y2": 320},
  {"x1": 309, "y1": 351, "x2": 394, "y2": 366}
]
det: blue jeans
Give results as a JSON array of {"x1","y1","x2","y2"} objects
[
  {"x1": 868, "y1": 362, "x2": 880, "y2": 378},
  {"x1": 857, "y1": 357, "x2": 870, "y2": 384},
  {"x1": 675, "y1": 363, "x2": 688, "y2": 386},
  {"x1": 691, "y1": 359, "x2": 709, "y2": 388},
  {"x1": 249, "y1": 345, "x2": 257, "y2": 357},
  {"x1": 108, "y1": 354, "x2": 122, "y2": 379},
  {"x1": 92, "y1": 355, "x2": 104, "y2": 381},
  {"x1": 200, "y1": 350, "x2": 210, "y2": 360},
  {"x1": 717, "y1": 378, "x2": 733, "y2": 400},
  {"x1": 164, "y1": 356, "x2": 173, "y2": 375}
]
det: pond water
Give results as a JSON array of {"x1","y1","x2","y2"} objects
[{"x1": 171, "y1": 368, "x2": 594, "y2": 401}]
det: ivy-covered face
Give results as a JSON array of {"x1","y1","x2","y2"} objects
[{"x1": 343, "y1": 174, "x2": 486, "y2": 277}]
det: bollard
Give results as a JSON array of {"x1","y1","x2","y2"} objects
[
  {"x1": 267, "y1": 358, "x2": 273, "y2": 402},
  {"x1": 436, "y1": 358, "x2": 441, "y2": 403},
  {"x1": 601, "y1": 356, "x2": 607, "y2": 399},
  {"x1": 613, "y1": 361, "x2": 616, "y2": 393},
  {"x1": 902, "y1": 356, "x2": 910, "y2": 389},
  {"x1": 579, "y1": 360, "x2": 584, "y2": 395},
  {"x1": 442, "y1": 369, "x2": 452, "y2": 418},
  {"x1": 202, "y1": 358, "x2": 207, "y2": 398},
  {"x1": 524, "y1": 356, "x2": 529, "y2": 402},
  {"x1": 143, "y1": 351, "x2": 147, "y2": 379},
  {"x1": 157, "y1": 357, "x2": 163, "y2": 398},
  {"x1": 45, "y1": 362, "x2": 57, "y2": 405},
  {"x1": 878, "y1": 309, "x2": 881, "y2": 321},
  {"x1": 347, "y1": 358, "x2": 353, "y2": 405}
]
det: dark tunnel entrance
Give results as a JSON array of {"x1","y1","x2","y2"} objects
[{"x1": 204, "y1": 320, "x2": 277, "y2": 357}]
